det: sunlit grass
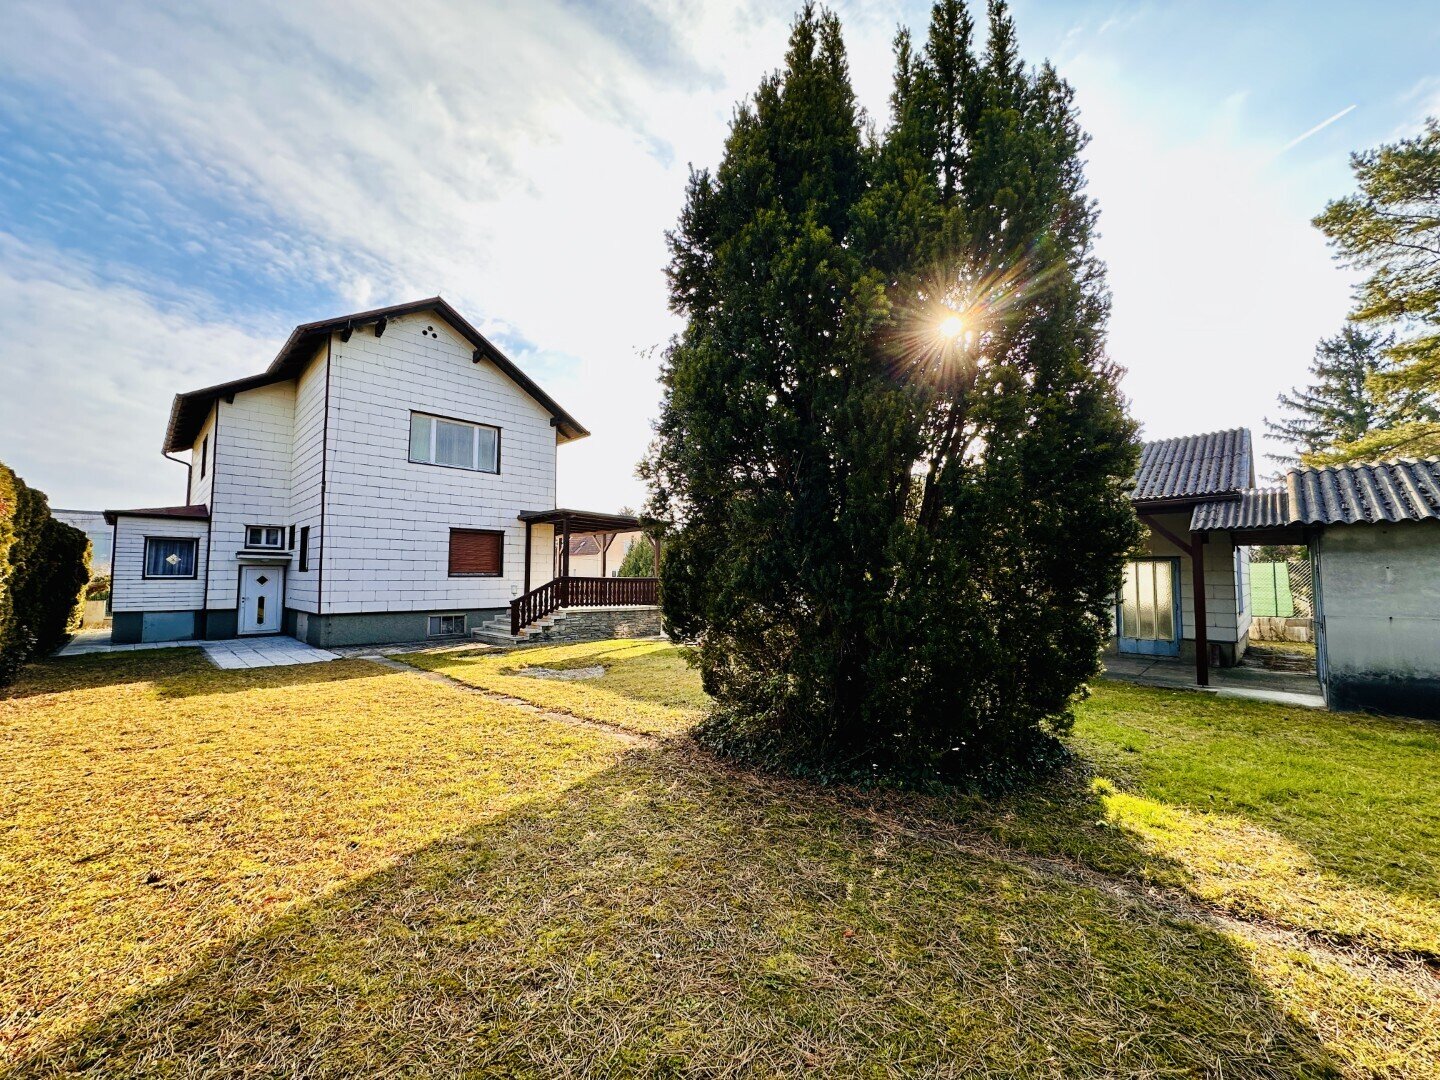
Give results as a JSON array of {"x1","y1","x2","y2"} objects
[
  {"x1": 2, "y1": 644, "x2": 1437, "y2": 1077},
  {"x1": 0, "y1": 649, "x2": 623, "y2": 1065},
  {"x1": 401, "y1": 639, "x2": 706, "y2": 737}
]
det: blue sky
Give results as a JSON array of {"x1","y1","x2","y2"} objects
[{"x1": 1, "y1": 0, "x2": 1437, "y2": 511}]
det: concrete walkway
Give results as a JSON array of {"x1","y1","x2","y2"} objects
[
  {"x1": 55, "y1": 628, "x2": 201, "y2": 657},
  {"x1": 202, "y1": 637, "x2": 340, "y2": 669},
  {"x1": 55, "y1": 629, "x2": 340, "y2": 669},
  {"x1": 1102, "y1": 654, "x2": 1326, "y2": 709}
]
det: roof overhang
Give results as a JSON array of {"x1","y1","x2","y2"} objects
[
  {"x1": 103, "y1": 504, "x2": 210, "y2": 526},
  {"x1": 163, "y1": 297, "x2": 589, "y2": 452},
  {"x1": 519, "y1": 508, "x2": 646, "y2": 534}
]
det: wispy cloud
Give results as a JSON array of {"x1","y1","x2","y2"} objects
[{"x1": 1279, "y1": 103, "x2": 1357, "y2": 153}]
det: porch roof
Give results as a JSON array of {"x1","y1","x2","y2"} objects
[{"x1": 518, "y1": 508, "x2": 644, "y2": 534}]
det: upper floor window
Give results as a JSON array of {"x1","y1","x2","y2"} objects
[
  {"x1": 144, "y1": 537, "x2": 198, "y2": 579},
  {"x1": 200, "y1": 435, "x2": 209, "y2": 479},
  {"x1": 246, "y1": 525, "x2": 284, "y2": 549},
  {"x1": 409, "y1": 412, "x2": 499, "y2": 473}
]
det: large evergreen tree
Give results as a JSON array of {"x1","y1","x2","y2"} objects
[
  {"x1": 645, "y1": 1, "x2": 1138, "y2": 785},
  {"x1": 1311, "y1": 118, "x2": 1440, "y2": 461},
  {"x1": 1265, "y1": 324, "x2": 1435, "y2": 467}
]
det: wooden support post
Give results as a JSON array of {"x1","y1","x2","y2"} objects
[
  {"x1": 1190, "y1": 531, "x2": 1210, "y2": 687},
  {"x1": 523, "y1": 519, "x2": 532, "y2": 595},
  {"x1": 561, "y1": 515, "x2": 571, "y2": 605},
  {"x1": 649, "y1": 533, "x2": 660, "y2": 576}
]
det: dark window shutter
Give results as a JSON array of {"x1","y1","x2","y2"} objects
[{"x1": 449, "y1": 529, "x2": 503, "y2": 576}]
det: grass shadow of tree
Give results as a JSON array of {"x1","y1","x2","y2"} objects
[{"x1": 7, "y1": 744, "x2": 1341, "y2": 1078}]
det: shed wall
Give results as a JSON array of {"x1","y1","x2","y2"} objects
[{"x1": 1319, "y1": 521, "x2": 1440, "y2": 719}]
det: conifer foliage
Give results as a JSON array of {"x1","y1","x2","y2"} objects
[{"x1": 643, "y1": 1, "x2": 1140, "y2": 785}]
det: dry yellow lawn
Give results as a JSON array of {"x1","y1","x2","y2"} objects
[
  {"x1": 0, "y1": 650, "x2": 624, "y2": 1068},
  {"x1": 1, "y1": 643, "x2": 1436, "y2": 1077}
]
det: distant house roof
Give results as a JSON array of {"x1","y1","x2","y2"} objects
[
  {"x1": 103, "y1": 504, "x2": 210, "y2": 526},
  {"x1": 1132, "y1": 429, "x2": 1253, "y2": 505},
  {"x1": 1191, "y1": 459, "x2": 1440, "y2": 530},
  {"x1": 566, "y1": 535, "x2": 603, "y2": 556},
  {"x1": 163, "y1": 297, "x2": 588, "y2": 453}
]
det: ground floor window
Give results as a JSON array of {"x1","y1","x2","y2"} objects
[
  {"x1": 143, "y1": 537, "x2": 198, "y2": 578},
  {"x1": 427, "y1": 613, "x2": 466, "y2": 637},
  {"x1": 449, "y1": 528, "x2": 503, "y2": 576}
]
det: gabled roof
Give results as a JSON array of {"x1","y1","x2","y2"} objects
[
  {"x1": 1192, "y1": 458, "x2": 1440, "y2": 530},
  {"x1": 103, "y1": 504, "x2": 210, "y2": 526},
  {"x1": 163, "y1": 297, "x2": 588, "y2": 452},
  {"x1": 1132, "y1": 429, "x2": 1253, "y2": 505}
]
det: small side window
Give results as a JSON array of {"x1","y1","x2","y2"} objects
[
  {"x1": 200, "y1": 436, "x2": 209, "y2": 479},
  {"x1": 245, "y1": 526, "x2": 284, "y2": 549},
  {"x1": 298, "y1": 526, "x2": 310, "y2": 572}
]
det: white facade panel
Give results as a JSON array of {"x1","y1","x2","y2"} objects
[
  {"x1": 111, "y1": 515, "x2": 210, "y2": 613},
  {"x1": 318, "y1": 313, "x2": 558, "y2": 613},
  {"x1": 205, "y1": 382, "x2": 296, "y2": 611},
  {"x1": 287, "y1": 343, "x2": 329, "y2": 614}
]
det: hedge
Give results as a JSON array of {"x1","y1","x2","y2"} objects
[{"x1": 0, "y1": 462, "x2": 91, "y2": 685}]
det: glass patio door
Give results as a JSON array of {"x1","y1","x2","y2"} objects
[{"x1": 1117, "y1": 558, "x2": 1180, "y2": 656}]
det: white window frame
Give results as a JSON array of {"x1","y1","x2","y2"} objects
[
  {"x1": 245, "y1": 525, "x2": 285, "y2": 550},
  {"x1": 427, "y1": 613, "x2": 467, "y2": 637},
  {"x1": 409, "y1": 411, "x2": 500, "y2": 474}
]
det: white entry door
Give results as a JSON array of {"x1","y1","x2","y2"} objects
[{"x1": 238, "y1": 565, "x2": 283, "y2": 635}]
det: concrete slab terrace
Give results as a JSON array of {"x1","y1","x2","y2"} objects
[{"x1": 1102, "y1": 654, "x2": 1326, "y2": 709}]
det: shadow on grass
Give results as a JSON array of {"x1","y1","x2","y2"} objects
[
  {"x1": 1, "y1": 649, "x2": 211, "y2": 701},
  {"x1": 2, "y1": 651, "x2": 407, "y2": 703},
  {"x1": 8, "y1": 744, "x2": 1340, "y2": 1078}
]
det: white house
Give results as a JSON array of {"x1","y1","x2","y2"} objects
[{"x1": 104, "y1": 298, "x2": 658, "y2": 648}]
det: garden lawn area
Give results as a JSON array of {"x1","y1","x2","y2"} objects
[{"x1": 0, "y1": 643, "x2": 1435, "y2": 1077}]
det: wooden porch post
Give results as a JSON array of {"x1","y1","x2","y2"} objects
[
  {"x1": 561, "y1": 514, "x2": 571, "y2": 605},
  {"x1": 1190, "y1": 531, "x2": 1210, "y2": 687},
  {"x1": 600, "y1": 532, "x2": 615, "y2": 577},
  {"x1": 523, "y1": 519, "x2": 532, "y2": 594},
  {"x1": 649, "y1": 533, "x2": 660, "y2": 575}
]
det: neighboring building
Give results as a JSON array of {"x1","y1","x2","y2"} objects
[
  {"x1": 1118, "y1": 429, "x2": 1254, "y2": 668},
  {"x1": 51, "y1": 509, "x2": 112, "y2": 575},
  {"x1": 1193, "y1": 457, "x2": 1440, "y2": 719},
  {"x1": 104, "y1": 298, "x2": 658, "y2": 648},
  {"x1": 561, "y1": 530, "x2": 646, "y2": 577},
  {"x1": 1123, "y1": 428, "x2": 1440, "y2": 720}
]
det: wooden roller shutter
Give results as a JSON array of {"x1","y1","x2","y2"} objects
[{"x1": 449, "y1": 529, "x2": 503, "y2": 576}]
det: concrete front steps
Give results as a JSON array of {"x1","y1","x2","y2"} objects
[{"x1": 471, "y1": 610, "x2": 569, "y2": 646}]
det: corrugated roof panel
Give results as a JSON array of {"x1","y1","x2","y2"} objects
[
  {"x1": 1191, "y1": 458, "x2": 1440, "y2": 531},
  {"x1": 1133, "y1": 429, "x2": 1252, "y2": 503},
  {"x1": 1189, "y1": 488, "x2": 1289, "y2": 531},
  {"x1": 1289, "y1": 459, "x2": 1440, "y2": 525}
]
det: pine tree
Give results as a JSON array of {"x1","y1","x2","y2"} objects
[
  {"x1": 1312, "y1": 118, "x2": 1440, "y2": 460},
  {"x1": 1265, "y1": 324, "x2": 1435, "y2": 467}
]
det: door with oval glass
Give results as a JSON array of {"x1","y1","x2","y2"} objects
[
  {"x1": 239, "y1": 565, "x2": 283, "y2": 635},
  {"x1": 1116, "y1": 557, "x2": 1180, "y2": 656}
]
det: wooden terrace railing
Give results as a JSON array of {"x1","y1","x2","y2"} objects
[{"x1": 510, "y1": 576, "x2": 659, "y2": 635}]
